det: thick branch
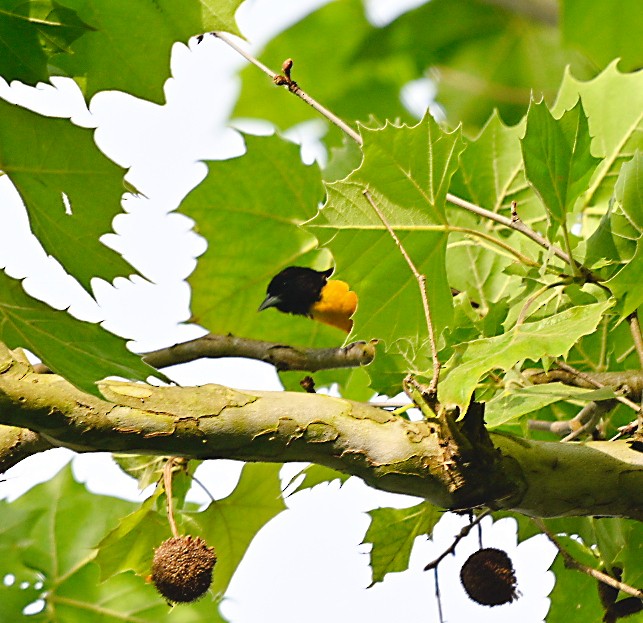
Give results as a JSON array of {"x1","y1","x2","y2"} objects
[
  {"x1": 0, "y1": 425, "x2": 53, "y2": 473},
  {"x1": 0, "y1": 356, "x2": 641, "y2": 519},
  {"x1": 142, "y1": 334, "x2": 376, "y2": 371}
]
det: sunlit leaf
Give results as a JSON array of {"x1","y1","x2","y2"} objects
[
  {"x1": 439, "y1": 300, "x2": 613, "y2": 409},
  {"x1": 521, "y1": 99, "x2": 600, "y2": 237}
]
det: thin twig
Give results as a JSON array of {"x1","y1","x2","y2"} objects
[
  {"x1": 555, "y1": 360, "x2": 642, "y2": 414},
  {"x1": 533, "y1": 518, "x2": 643, "y2": 599},
  {"x1": 628, "y1": 312, "x2": 643, "y2": 369},
  {"x1": 560, "y1": 401, "x2": 613, "y2": 442},
  {"x1": 434, "y1": 567, "x2": 445, "y2": 623},
  {"x1": 424, "y1": 511, "x2": 491, "y2": 571},
  {"x1": 210, "y1": 32, "x2": 363, "y2": 144},
  {"x1": 163, "y1": 458, "x2": 180, "y2": 538},
  {"x1": 450, "y1": 196, "x2": 587, "y2": 276},
  {"x1": 363, "y1": 189, "x2": 441, "y2": 392}
]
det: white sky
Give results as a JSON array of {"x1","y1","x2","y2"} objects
[{"x1": 0, "y1": 0, "x2": 556, "y2": 621}]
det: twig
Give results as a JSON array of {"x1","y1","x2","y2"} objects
[
  {"x1": 555, "y1": 361, "x2": 642, "y2": 414},
  {"x1": 533, "y1": 518, "x2": 643, "y2": 599},
  {"x1": 363, "y1": 189, "x2": 441, "y2": 393},
  {"x1": 451, "y1": 197, "x2": 589, "y2": 277},
  {"x1": 528, "y1": 400, "x2": 615, "y2": 438},
  {"x1": 560, "y1": 401, "x2": 613, "y2": 442},
  {"x1": 423, "y1": 511, "x2": 491, "y2": 571},
  {"x1": 209, "y1": 32, "x2": 362, "y2": 144},
  {"x1": 628, "y1": 312, "x2": 643, "y2": 369},
  {"x1": 433, "y1": 567, "x2": 445, "y2": 623}
]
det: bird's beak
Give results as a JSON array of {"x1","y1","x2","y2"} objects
[{"x1": 258, "y1": 295, "x2": 281, "y2": 312}]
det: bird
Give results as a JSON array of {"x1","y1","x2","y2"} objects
[{"x1": 258, "y1": 266, "x2": 358, "y2": 333}]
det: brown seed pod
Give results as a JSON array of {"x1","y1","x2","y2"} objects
[
  {"x1": 151, "y1": 535, "x2": 216, "y2": 603},
  {"x1": 460, "y1": 547, "x2": 519, "y2": 606}
]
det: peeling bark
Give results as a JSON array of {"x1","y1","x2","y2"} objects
[{"x1": 1, "y1": 353, "x2": 641, "y2": 519}]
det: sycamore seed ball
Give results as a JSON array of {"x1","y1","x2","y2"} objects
[
  {"x1": 460, "y1": 547, "x2": 519, "y2": 606},
  {"x1": 151, "y1": 535, "x2": 216, "y2": 603}
]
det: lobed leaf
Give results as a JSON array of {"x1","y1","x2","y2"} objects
[
  {"x1": 605, "y1": 152, "x2": 643, "y2": 316},
  {"x1": 552, "y1": 62, "x2": 643, "y2": 213},
  {"x1": 0, "y1": 98, "x2": 136, "y2": 291},
  {"x1": 521, "y1": 99, "x2": 600, "y2": 237},
  {"x1": 364, "y1": 502, "x2": 441, "y2": 584},
  {"x1": 561, "y1": 0, "x2": 643, "y2": 72},
  {"x1": 191, "y1": 463, "x2": 286, "y2": 597},
  {"x1": 0, "y1": 270, "x2": 160, "y2": 396},
  {"x1": 311, "y1": 114, "x2": 465, "y2": 350},
  {"x1": 49, "y1": 0, "x2": 241, "y2": 103}
]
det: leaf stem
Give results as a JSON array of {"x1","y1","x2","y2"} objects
[
  {"x1": 163, "y1": 458, "x2": 180, "y2": 538},
  {"x1": 424, "y1": 511, "x2": 491, "y2": 570},
  {"x1": 363, "y1": 190, "x2": 441, "y2": 392},
  {"x1": 560, "y1": 222, "x2": 579, "y2": 277}
]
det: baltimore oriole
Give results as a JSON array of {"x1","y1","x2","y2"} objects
[{"x1": 258, "y1": 266, "x2": 358, "y2": 333}]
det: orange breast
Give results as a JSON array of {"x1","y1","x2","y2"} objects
[{"x1": 310, "y1": 280, "x2": 358, "y2": 333}]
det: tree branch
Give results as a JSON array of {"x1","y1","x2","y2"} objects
[
  {"x1": 628, "y1": 312, "x2": 643, "y2": 369},
  {"x1": 142, "y1": 333, "x2": 376, "y2": 371},
  {"x1": 1, "y1": 352, "x2": 641, "y2": 520},
  {"x1": 531, "y1": 363, "x2": 643, "y2": 414},
  {"x1": 0, "y1": 425, "x2": 53, "y2": 473}
]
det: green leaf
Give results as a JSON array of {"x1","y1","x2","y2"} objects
[
  {"x1": 606, "y1": 152, "x2": 643, "y2": 316},
  {"x1": 363, "y1": 502, "x2": 441, "y2": 584},
  {"x1": 0, "y1": 270, "x2": 161, "y2": 396},
  {"x1": 616, "y1": 150, "x2": 643, "y2": 231},
  {"x1": 311, "y1": 114, "x2": 464, "y2": 349},
  {"x1": 552, "y1": 63, "x2": 643, "y2": 213},
  {"x1": 0, "y1": 98, "x2": 135, "y2": 291},
  {"x1": 562, "y1": 0, "x2": 643, "y2": 72},
  {"x1": 112, "y1": 455, "x2": 169, "y2": 490},
  {"x1": 521, "y1": 99, "x2": 601, "y2": 236},
  {"x1": 451, "y1": 111, "x2": 525, "y2": 213},
  {"x1": 439, "y1": 300, "x2": 613, "y2": 409},
  {"x1": 0, "y1": 0, "x2": 62, "y2": 84},
  {"x1": 0, "y1": 500, "x2": 45, "y2": 619},
  {"x1": 288, "y1": 464, "x2": 349, "y2": 495},
  {"x1": 96, "y1": 463, "x2": 285, "y2": 601},
  {"x1": 0, "y1": 464, "x2": 203, "y2": 622},
  {"x1": 189, "y1": 463, "x2": 286, "y2": 597},
  {"x1": 51, "y1": 0, "x2": 243, "y2": 103},
  {"x1": 94, "y1": 490, "x2": 168, "y2": 581},
  {"x1": 182, "y1": 134, "x2": 342, "y2": 348}
]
